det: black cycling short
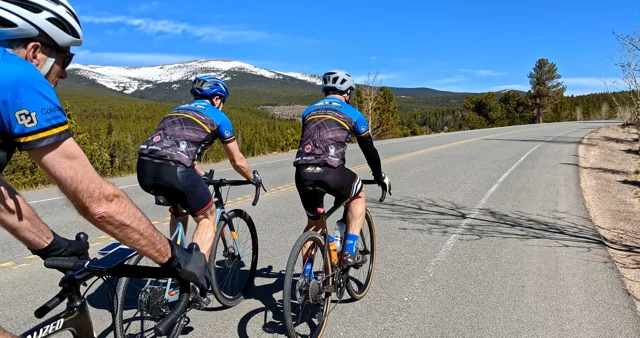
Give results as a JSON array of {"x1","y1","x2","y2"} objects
[
  {"x1": 295, "y1": 165, "x2": 362, "y2": 220},
  {"x1": 137, "y1": 158, "x2": 214, "y2": 218}
]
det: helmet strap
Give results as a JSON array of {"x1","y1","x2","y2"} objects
[{"x1": 39, "y1": 50, "x2": 57, "y2": 77}]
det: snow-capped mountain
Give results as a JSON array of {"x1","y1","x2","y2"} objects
[{"x1": 65, "y1": 60, "x2": 322, "y2": 96}]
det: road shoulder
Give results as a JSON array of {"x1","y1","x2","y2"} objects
[{"x1": 579, "y1": 124, "x2": 640, "y2": 313}]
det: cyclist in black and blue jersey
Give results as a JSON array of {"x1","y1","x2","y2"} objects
[
  {"x1": 137, "y1": 75, "x2": 263, "y2": 262},
  {"x1": 294, "y1": 69, "x2": 391, "y2": 273},
  {"x1": 0, "y1": 2, "x2": 210, "y2": 336}
]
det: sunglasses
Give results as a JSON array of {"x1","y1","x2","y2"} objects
[{"x1": 41, "y1": 43, "x2": 75, "y2": 69}]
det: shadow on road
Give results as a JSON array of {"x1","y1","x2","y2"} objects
[
  {"x1": 560, "y1": 162, "x2": 635, "y2": 176},
  {"x1": 373, "y1": 196, "x2": 640, "y2": 256},
  {"x1": 236, "y1": 265, "x2": 288, "y2": 337},
  {"x1": 482, "y1": 136, "x2": 593, "y2": 146}
]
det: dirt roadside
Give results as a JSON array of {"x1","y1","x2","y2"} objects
[{"x1": 579, "y1": 125, "x2": 640, "y2": 312}]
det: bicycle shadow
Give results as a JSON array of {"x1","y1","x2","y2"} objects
[
  {"x1": 236, "y1": 265, "x2": 288, "y2": 337},
  {"x1": 85, "y1": 276, "x2": 120, "y2": 338}
]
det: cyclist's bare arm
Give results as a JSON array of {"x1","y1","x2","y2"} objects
[
  {"x1": 223, "y1": 140, "x2": 253, "y2": 181},
  {"x1": 26, "y1": 138, "x2": 171, "y2": 264},
  {"x1": 0, "y1": 178, "x2": 54, "y2": 250},
  {"x1": 193, "y1": 161, "x2": 206, "y2": 176}
]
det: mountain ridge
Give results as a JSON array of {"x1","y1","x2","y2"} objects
[{"x1": 59, "y1": 59, "x2": 492, "y2": 103}]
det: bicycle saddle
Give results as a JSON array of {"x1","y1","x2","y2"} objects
[{"x1": 154, "y1": 195, "x2": 171, "y2": 206}]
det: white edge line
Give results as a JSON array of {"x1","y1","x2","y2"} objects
[
  {"x1": 378, "y1": 127, "x2": 580, "y2": 334},
  {"x1": 423, "y1": 129, "x2": 579, "y2": 284}
]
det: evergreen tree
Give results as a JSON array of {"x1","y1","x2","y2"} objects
[
  {"x1": 372, "y1": 86, "x2": 402, "y2": 139},
  {"x1": 528, "y1": 58, "x2": 566, "y2": 123}
]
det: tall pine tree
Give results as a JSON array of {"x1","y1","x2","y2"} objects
[{"x1": 528, "y1": 58, "x2": 566, "y2": 123}]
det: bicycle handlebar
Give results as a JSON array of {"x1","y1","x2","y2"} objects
[
  {"x1": 39, "y1": 233, "x2": 192, "y2": 336},
  {"x1": 202, "y1": 169, "x2": 266, "y2": 206},
  {"x1": 154, "y1": 282, "x2": 190, "y2": 336},
  {"x1": 361, "y1": 179, "x2": 388, "y2": 203}
]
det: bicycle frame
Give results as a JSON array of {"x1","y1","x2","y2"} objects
[
  {"x1": 158, "y1": 177, "x2": 246, "y2": 303},
  {"x1": 20, "y1": 300, "x2": 95, "y2": 338}
]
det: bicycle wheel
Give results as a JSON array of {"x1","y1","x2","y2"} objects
[
  {"x1": 283, "y1": 231, "x2": 332, "y2": 338},
  {"x1": 114, "y1": 253, "x2": 186, "y2": 338},
  {"x1": 208, "y1": 209, "x2": 259, "y2": 308},
  {"x1": 346, "y1": 209, "x2": 376, "y2": 300}
]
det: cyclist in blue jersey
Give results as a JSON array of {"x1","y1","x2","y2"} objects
[
  {"x1": 137, "y1": 74, "x2": 263, "y2": 262},
  {"x1": 294, "y1": 69, "x2": 391, "y2": 271},
  {"x1": 0, "y1": 2, "x2": 210, "y2": 336}
]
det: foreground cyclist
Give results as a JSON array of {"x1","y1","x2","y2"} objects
[
  {"x1": 293, "y1": 69, "x2": 391, "y2": 274},
  {"x1": 0, "y1": 1, "x2": 210, "y2": 335},
  {"x1": 137, "y1": 75, "x2": 262, "y2": 261}
]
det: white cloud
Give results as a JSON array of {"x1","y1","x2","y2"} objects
[
  {"x1": 73, "y1": 50, "x2": 207, "y2": 66},
  {"x1": 459, "y1": 69, "x2": 506, "y2": 77},
  {"x1": 562, "y1": 77, "x2": 612, "y2": 95},
  {"x1": 370, "y1": 56, "x2": 377, "y2": 60},
  {"x1": 134, "y1": 1, "x2": 159, "y2": 12},
  {"x1": 353, "y1": 73, "x2": 402, "y2": 83},
  {"x1": 83, "y1": 15, "x2": 271, "y2": 43},
  {"x1": 428, "y1": 75, "x2": 466, "y2": 84}
]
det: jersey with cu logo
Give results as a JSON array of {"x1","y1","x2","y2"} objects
[
  {"x1": 138, "y1": 99, "x2": 236, "y2": 167},
  {"x1": 293, "y1": 97, "x2": 370, "y2": 168},
  {"x1": 0, "y1": 48, "x2": 72, "y2": 172}
]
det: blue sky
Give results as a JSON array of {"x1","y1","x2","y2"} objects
[{"x1": 71, "y1": 0, "x2": 640, "y2": 95}]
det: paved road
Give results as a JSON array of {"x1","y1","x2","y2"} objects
[{"x1": 2, "y1": 121, "x2": 639, "y2": 337}]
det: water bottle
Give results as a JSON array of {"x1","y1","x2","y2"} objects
[
  {"x1": 334, "y1": 220, "x2": 346, "y2": 252},
  {"x1": 328, "y1": 236, "x2": 338, "y2": 264}
]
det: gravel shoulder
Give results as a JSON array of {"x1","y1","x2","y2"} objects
[{"x1": 579, "y1": 124, "x2": 640, "y2": 312}]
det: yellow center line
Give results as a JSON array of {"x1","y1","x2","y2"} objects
[
  {"x1": 25, "y1": 255, "x2": 39, "y2": 259},
  {"x1": 216, "y1": 126, "x2": 550, "y2": 206},
  {"x1": 152, "y1": 221, "x2": 160, "y2": 225},
  {"x1": 0, "y1": 262, "x2": 16, "y2": 268},
  {"x1": 12, "y1": 264, "x2": 30, "y2": 269},
  {"x1": 97, "y1": 235, "x2": 110, "y2": 239},
  {"x1": 90, "y1": 242, "x2": 103, "y2": 247}
]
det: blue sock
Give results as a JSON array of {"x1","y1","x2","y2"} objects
[
  {"x1": 303, "y1": 261, "x2": 314, "y2": 279},
  {"x1": 345, "y1": 233, "x2": 359, "y2": 256}
]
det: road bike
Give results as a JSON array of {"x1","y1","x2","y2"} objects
[
  {"x1": 282, "y1": 179, "x2": 387, "y2": 338},
  {"x1": 114, "y1": 169, "x2": 265, "y2": 337},
  {"x1": 18, "y1": 233, "x2": 191, "y2": 338}
]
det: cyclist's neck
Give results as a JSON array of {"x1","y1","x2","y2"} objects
[{"x1": 325, "y1": 95, "x2": 346, "y2": 102}]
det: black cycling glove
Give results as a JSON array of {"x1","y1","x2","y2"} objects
[
  {"x1": 161, "y1": 240, "x2": 212, "y2": 297},
  {"x1": 30, "y1": 231, "x2": 90, "y2": 261}
]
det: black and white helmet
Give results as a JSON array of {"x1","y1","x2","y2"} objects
[
  {"x1": 0, "y1": 0, "x2": 83, "y2": 47},
  {"x1": 321, "y1": 69, "x2": 356, "y2": 96}
]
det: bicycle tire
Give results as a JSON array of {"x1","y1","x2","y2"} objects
[
  {"x1": 114, "y1": 253, "x2": 186, "y2": 338},
  {"x1": 283, "y1": 231, "x2": 332, "y2": 338},
  {"x1": 208, "y1": 209, "x2": 259, "y2": 308},
  {"x1": 346, "y1": 209, "x2": 377, "y2": 300}
]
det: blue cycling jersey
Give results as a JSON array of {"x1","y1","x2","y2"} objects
[
  {"x1": 294, "y1": 97, "x2": 371, "y2": 168},
  {"x1": 0, "y1": 48, "x2": 71, "y2": 172},
  {"x1": 138, "y1": 99, "x2": 236, "y2": 167}
]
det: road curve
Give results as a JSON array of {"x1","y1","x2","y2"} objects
[{"x1": 1, "y1": 121, "x2": 639, "y2": 337}]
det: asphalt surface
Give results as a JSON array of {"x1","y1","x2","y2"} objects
[{"x1": 2, "y1": 121, "x2": 639, "y2": 337}]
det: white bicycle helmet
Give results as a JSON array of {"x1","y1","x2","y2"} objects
[
  {"x1": 321, "y1": 69, "x2": 356, "y2": 96},
  {"x1": 0, "y1": 0, "x2": 83, "y2": 47}
]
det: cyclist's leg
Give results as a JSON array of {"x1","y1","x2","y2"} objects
[
  {"x1": 175, "y1": 166, "x2": 217, "y2": 261},
  {"x1": 295, "y1": 166, "x2": 327, "y2": 277},
  {"x1": 295, "y1": 166, "x2": 326, "y2": 233},
  {"x1": 169, "y1": 205, "x2": 189, "y2": 239},
  {"x1": 0, "y1": 326, "x2": 16, "y2": 338},
  {"x1": 323, "y1": 166, "x2": 364, "y2": 262}
]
